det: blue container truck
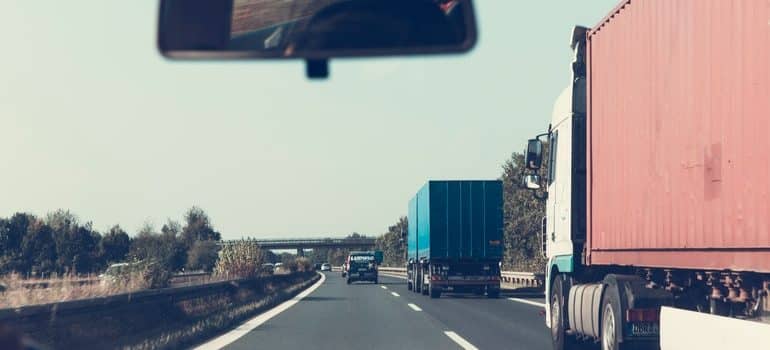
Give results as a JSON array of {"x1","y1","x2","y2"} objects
[{"x1": 407, "y1": 180, "x2": 504, "y2": 298}]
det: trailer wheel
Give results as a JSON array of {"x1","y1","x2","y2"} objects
[
  {"x1": 551, "y1": 276, "x2": 578, "y2": 350},
  {"x1": 429, "y1": 284, "x2": 440, "y2": 299}
]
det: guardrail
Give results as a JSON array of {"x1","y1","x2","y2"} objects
[
  {"x1": 1, "y1": 272, "x2": 319, "y2": 349},
  {"x1": 376, "y1": 267, "x2": 545, "y2": 290}
]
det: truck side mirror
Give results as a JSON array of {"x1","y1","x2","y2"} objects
[
  {"x1": 522, "y1": 174, "x2": 541, "y2": 190},
  {"x1": 525, "y1": 139, "x2": 544, "y2": 170}
]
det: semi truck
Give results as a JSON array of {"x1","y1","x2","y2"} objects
[
  {"x1": 522, "y1": 1, "x2": 770, "y2": 349},
  {"x1": 407, "y1": 180, "x2": 503, "y2": 298}
]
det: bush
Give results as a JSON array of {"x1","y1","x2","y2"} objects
[{"x1": 214, "y1": 240, "x2": 263, "y2": 279}]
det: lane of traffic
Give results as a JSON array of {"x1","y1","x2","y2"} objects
[
  {"x1": 223, "y1": 272, "x2": 462, "y2": 350},
  {"x1": 376, "y1": 274, "x2": 551, "y2": 350}
]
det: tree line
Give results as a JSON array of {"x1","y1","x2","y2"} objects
[
  {"x1": 1, "y1": 149, "x2": 547, "y2": 277},
  {"x1": 0, "y1": 207, "x2": 221, "y2": 277}
]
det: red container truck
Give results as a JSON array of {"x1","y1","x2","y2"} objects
[{"x1": 521, "y1": 1, "x2": 770, "y2": 349}]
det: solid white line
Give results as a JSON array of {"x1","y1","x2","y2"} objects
[
  {"x1": 444, "y1": 331, "x2": 478, "y2": 350},
  {"x1": 391, "y1": 292, "x2": 400, "y2": 297},
  {"x1": 194, "y1": 272, "x2": 326, "y2": 350},
  {"x1": 381, "y1": 285, "x2": 388, "y2": 290},
  {"x1": 508, "y1": 297, "x2": 546, "y2": 308},
  {"x1": 407, "y1": 303, "x2": 422, "y2": 311}
]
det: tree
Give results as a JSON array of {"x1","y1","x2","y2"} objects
[
  {"x1": 0, "y1": 213, "x2": 35, "y2": 273},
  {"x1": 181, "y1": 207, "x2": 221, "y2": 249},
  {"x1": 100, "y1": 225, "x2": 130, "y2": 264},
  {"x1": 45, "y1": 210, "x2": 101, "y2": 274},
  {"x1": 375, "y1": 217, "x2": 408, "y2": 267},
  {"x1": 21, "y1": 220, "x2": 57, "y2": 276},
  {"x1": 129, "y1": 223, "x2": 186, "y2": 272},
  {"x1": 500, "y1": 148, "x2": 549, "y2": 272},
  {"x1": 186, "y1": 240, "x2": 219, "y2": 271}
]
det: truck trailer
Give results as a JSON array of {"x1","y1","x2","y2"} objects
[
  {"x1": 522, "y1": 1, "x2": 770, "y2": 349},
  {"x1": 407, "y1": 180, "x2": 503, "y2": 298}
]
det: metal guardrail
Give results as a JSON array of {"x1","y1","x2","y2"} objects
[
  {"x1": 0, "y1": 272, "x2": 318, "y2": 349},
  {"x1": 376, "y1": 267, "x2": 545, "y2": 289}
]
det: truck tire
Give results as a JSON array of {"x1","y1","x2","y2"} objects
[
  {"x1": 414, "y1": 270, "x2": 422, "y2": 293},
  {"x1": 407, "y1": 280, "x2": 413, "y2": 291},
  {"x1": 346, "y1": 278, "x2": 351, "y2": 285},
  {"x1": 429, "y1": 284, "x2": 440, "y2": 299},
  {"x1": 551, "y1": 276, "x2": 579, "y2": 350}
]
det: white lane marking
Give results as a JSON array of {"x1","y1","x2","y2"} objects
[
  {"x1": 194, "y1": 272, "x2": 326, "y2": 350},
  {"x1": 508, "y1": 297, "x2": 546, "y2": 308},
  {"x1": 391, "y1": 292, "x2": 400, "y2": 297},
  {"x1": 381, "y1": 285, "x2": 388, "y2": 290},
  {"x1": 444, "y1": 331, "x2": 479, "y2": 350},
  {"x1": 407, "y1": 303, "x2": 422, "y2": 311}
]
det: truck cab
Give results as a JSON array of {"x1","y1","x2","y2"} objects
[{"x1": 523, "y1": 26, "x2": 588, "y2": 331}]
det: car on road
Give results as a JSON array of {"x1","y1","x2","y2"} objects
[
  {"x1": 345, "y1": 252, "x2": 378, "y2": 284},
  {"x1": 320, "y1": 263, "x2": 331, "y2": 271}
]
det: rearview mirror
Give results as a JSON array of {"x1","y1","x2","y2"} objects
[
  {"x1": 525, "y1": 139, "x2": 543, "y2": 170},
  {"x1": 522, "y1": 175, "x2": 541, "y2": 190},
  {"x1": 158, "y1": 0, "x2": 477, "y2": 60}
]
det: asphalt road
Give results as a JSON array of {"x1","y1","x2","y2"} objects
[{"x1": 221, "y1": 272, "x2": 550, "y2": 350}]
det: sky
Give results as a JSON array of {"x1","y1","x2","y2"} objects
[{"x1": 0, "y1": 1, "x2": 618, "y2": 240}]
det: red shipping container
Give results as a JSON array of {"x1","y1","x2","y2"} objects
[{"x1": 586, "y1": 0, "x2": 770, "y2": 272}]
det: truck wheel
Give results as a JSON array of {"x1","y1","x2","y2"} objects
[
  {"x1": 346, "y1": 278, "x2": 351, "y2": 285},
  {"x1": 407, "y1": 280, "x2": 413, "y2": 291},
  {"x1": 429, "y1": 284, "x2": 441, "y2": 299},
  {"x1": 551, "y1": 276, "x2": 578, "y2": 350},
  {"x1": 600, "y1": 288, "x2": 637, "y2": 350}
]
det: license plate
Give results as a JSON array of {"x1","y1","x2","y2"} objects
[{"x1": 630, "y1": 322, "x2": 659, "y2": 337}]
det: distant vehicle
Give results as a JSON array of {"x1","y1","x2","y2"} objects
[
  {"x1": 99, "y1": 262, "x2": 142, "y2": 286},
  {"x1": 407, "y1": 181, "x2": 503, "y2": 299},
  {"x1": 273, "y1": 263, "x2": 284, "y2": 274},
  {"x1": 260, "y1": 263, "x2": 275, "y2": 275},
  {"x1": 320, "y1": 263, "x2": 331, "y2": 271},
  {"x1": 345, "y1": 251, "x2": 381, "y2": 285}
]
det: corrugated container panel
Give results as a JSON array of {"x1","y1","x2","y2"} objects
[
  {"x1": 407, "y1": 180, "x2": 503, "y2": 261},
  {"x1": 587, "y1": 0, "x2": 770, "y2": 272}
]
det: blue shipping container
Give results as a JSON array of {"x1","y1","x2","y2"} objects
[{"x1": 407, "y1": 180, "x2": 503, "y2": 262}]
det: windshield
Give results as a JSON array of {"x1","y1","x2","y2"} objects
[{"x1": 3, "y1": 1, "x2": 759, "y2": 350}]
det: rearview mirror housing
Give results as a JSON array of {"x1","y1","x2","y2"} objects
[
  {"x1": 522, "y1": 174, "x2": 541, "y2": 190},
  {"x1": 158, "y1": 0, "x2": 478, "y2": 60},
  {"x1": 525, "y1": 139, "x2": 544, "y2": 170}
]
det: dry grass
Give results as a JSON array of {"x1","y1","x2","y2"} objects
[
  {"x1": 0, "y1": 271, "x2": 281, "y2": 309},
  {"x1": 0, "y1": 273, "x2": 144, "y2": 309}
]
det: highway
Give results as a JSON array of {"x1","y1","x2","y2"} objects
[{"x1": 214, "y1": 272, "x2": 550, "y2": 350}]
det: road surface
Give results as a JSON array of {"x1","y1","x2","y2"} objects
[{"x1": 218, "y1": 272, "x2": 550, "y2": 350}]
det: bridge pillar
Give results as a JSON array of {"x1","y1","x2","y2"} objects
[{"x1": 297, "y1": 248, "x2": 304, "y2": 257}]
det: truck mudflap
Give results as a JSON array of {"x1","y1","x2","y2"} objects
[{"x1": 660, "y1": 306, "x2": 770, "y2": 349}]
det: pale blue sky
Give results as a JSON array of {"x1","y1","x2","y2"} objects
[{"x1": 0, "y1": 1, "x2": 618, "y2": 239}]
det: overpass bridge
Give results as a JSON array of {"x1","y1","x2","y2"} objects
[{"x1": 221, "y1": 237, "x2": 376, "y2": 256}]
